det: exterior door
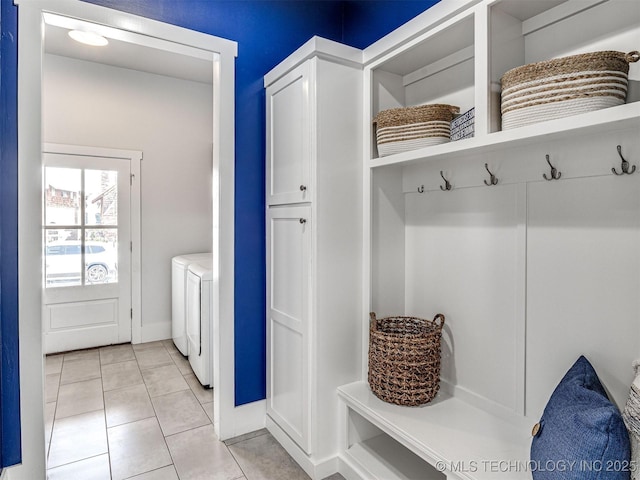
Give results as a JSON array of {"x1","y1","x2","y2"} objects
[
  {"x1": 266, "y1": 205, "x2": 312, "y2": 453},
  {"x1": 43, "y1": 152, "x2": 132, "y2": 353}
]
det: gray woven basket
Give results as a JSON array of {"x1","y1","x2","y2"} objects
[
  {"x1": 501, "y1": 50, "x2": 639, "y2": 130},
  {"x1": 373, "y1": 104, "x2": 459, "y2": 157},
  {"x1": 368, "y1": 312, "x2": 445, "y2": 406}
]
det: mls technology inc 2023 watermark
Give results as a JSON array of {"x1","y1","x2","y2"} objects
[{"x1": 434, "y1": 459, "x2": 637, "y2": 474}]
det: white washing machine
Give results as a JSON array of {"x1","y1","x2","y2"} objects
[
  {"x1": 171, "y1": 253, "x2": 212, "y2": 356},
  {"x1": 186, "y1": 259, "x2": 214, "y2": 387}
]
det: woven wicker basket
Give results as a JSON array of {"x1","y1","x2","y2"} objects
[
  {"x1": 373, "y1": 104, "x2": 459, "y2": 157},
  {"x1": 368, "y1": 312, "x2": 445, "y2": 406},
  {"x1": 501, "y1": 50, "x2": 640, "y2": 130}
]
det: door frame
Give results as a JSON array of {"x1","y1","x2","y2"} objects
[
  {"x1": 43, "y1": 143, "x2": 142, "y2": 348},
  {"x1": 15, "y1": 2, "x2": 237, "y2": 477}
]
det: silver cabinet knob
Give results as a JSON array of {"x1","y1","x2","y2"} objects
[
  {"x1": 299, "y1": 185, "x2": 307, "y2": 192},
  {"x1": 299, "y1": 218, "x2": 307, "y2": 224}
]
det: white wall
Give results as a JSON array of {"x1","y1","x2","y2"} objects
[{"x1": 43, "y1": 54, "x2": 213, "y2": 341}]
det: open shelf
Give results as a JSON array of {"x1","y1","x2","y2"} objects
[
  {"x1": 339, "y1": 382, "x2": 531, "y2": 480},
  {"x1": 367, "y1": 0, "x2": 640, "y2": 161},
  {"x1": 369, "y1": 9, "x2": 475, "y2": 159},
  {"x1": 371, "y1": 9, "x2": 474, "y2": 112},
  {"x1": 489, "y1": 0, "x2": 640, "y2": 133},
  {"x1": 368, "y1": 101, "x2": 640, "y2": 169},
  {"x1": 345, "y1": 433, "x2": 446, "y2": 480}
]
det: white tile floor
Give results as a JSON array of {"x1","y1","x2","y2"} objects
[{"x1": 45, "y1": 340, "x2": 345, "y2": 480}]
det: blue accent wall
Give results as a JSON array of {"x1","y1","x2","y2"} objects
[
  {"x1": 342, "y1": 0, "x2": 439, "y2": 49},
  {"x1": 0, "y1": 0, "x2": 22, "y2": 468},
  {"x1": 0, "y1": 5, "x2": 440, "y2": 454}
]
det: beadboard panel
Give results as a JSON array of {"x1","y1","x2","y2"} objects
[
  {"x1": 526, "y1": 173, "x2": 640, "y2": 418},
  {"x1": 404, "y1": 184, "x2": 523, "y2": 414}
]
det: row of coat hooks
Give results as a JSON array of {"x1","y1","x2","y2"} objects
[{"x1": 415, "y1": 145, "x2": 635, "y2": 193}]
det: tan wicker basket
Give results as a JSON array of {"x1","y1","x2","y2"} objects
[
  {"x1": 368, "y1": 312, "x2": 445, "y2": 406},
  {"x1": 373, "y1": 104, "x2": 459, "y2": 157},
  {"x1": 501, "y1": 50, "x2": 640, "y2": 130}
]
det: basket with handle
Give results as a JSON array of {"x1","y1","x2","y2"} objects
[
  {"x1": 500, "y1": 50, "x2": 640, "y2": 130},
  {"x1": 368, "y1": 312, "x2": 445, "y2": 406}
]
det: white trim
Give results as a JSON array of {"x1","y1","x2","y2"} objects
[
  {"x1": 224, "y1": 400, "x2": 267, "y2": 439},
  {"x1": 42, "y1": 143, "x2": 143, "y2": 345},
  {"x1": 266, "y1": 416, "x2": 339, "y2": 480},
  {"x1": 263, "y1": 36, "x2": 362, "y2": 88},
  {"x1": 210, "y1": 48, "x2": 238, "y2": 442},
  {"x1": 15, "y1": 0, "x2": 238, "y2": 59},
  {"x1": 140, "y1": 322, "x2": 172, "y2": 344},
  {"x1": 361, "y1": 0, "x2": 482, "y2": 66},
  {"x1": 42, "y1": 12, "x2": 215, "y2": 61},
  {"x1": 17, "y1": 2, "x2": 237, "y2": 477}
]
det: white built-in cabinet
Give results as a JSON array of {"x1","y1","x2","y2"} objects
[
  {"x1": 266, "y1": 2, "x2": 640, "y2": 479},
  {"x1": 264, "y1": 37, "x2": 363, "y2": 478}
]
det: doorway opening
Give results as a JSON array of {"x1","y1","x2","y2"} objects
[{"x1": 17, "y1": 2, "x2": 237, "y2": 477}]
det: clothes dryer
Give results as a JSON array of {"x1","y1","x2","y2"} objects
[
  {"x1": 171, "y1": 253, "x2": 212, "y2": 355},
  {"x1": 186, "y1": 259, "x2": 214, "y2": 387}
]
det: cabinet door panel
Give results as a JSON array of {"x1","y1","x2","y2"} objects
[
  {"x1": 266, "y1": 62, "x2": 312, "y2": 205},
  {"x1": 271, "y1": 321, "x2": 304, "y2": 437},
  {"x1": 266, "y1": 206, "x2": 311, "y2": 453},
  {"x1": 526, "y1": 175, "x2": 640, "y2": 418},
  {"x1": 271, "y1": 215, "x2": 304, "y2": 324}
]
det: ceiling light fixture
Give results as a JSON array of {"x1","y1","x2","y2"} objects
[{"x1": 68, "y1": 30, "x2": 109, "y2": 47}]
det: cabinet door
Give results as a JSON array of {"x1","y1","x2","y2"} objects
[
  {"x1": 266, "y1": 205, "x2": 312, "y2": 453},
  {"x1": 266, "y1": 61, "x2": 312, "y2": 205}
]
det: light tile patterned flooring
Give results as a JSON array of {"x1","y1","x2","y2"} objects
[{"x1": 45, "y1": 339, "x2": 345, "y2": 480}]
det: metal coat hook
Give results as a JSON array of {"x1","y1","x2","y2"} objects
[
  {"x1": 417, "y1": 185, "x2": 425, "y2": 193},
  {"x1": 484, "y1": 163, "x2": 498, "y2": 186},
  {"x1": 612, "y1": 145, "x2": 636, "y2": 175},
  {"x1": 440, "y1": 171, "x2": 452, "y2": 191},
  {"x1": 543, "y1": 155, "x2": 561, "y2": 181}
]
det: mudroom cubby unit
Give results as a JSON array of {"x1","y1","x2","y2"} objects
[
  {"x1": 366, "y1": 0, "x2": 640, "y2": 166},
  {"x1": 338, "y1": 1, "x2": 640, "y2": 479}
]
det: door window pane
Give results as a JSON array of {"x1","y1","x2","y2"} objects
[
  {"x1": 85, "y1": 229, "x2": 118, "y2": 284},
  {"x1": 85, "y1": 169, "x2": 118, "y2": 226},
  {"x1": 45, "y1": 229, "x2": 82, "y2": 287},
  {"x1": 45, "y1": 167, "x2": 81, "y2": 226}
]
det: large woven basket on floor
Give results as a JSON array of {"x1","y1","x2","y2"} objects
[
  {"x1": 373, "y1": 104, "x2": 459, "y2": 157},
  {"x1": 368, "y1": 312, "x2": 445, "y2": 406},
  {"x1": 501, "y1": 50, "x2": 639, "y2": 130}
]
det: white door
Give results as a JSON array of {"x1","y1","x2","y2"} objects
[
  {"x1": 266, "y1": 61, "x2": 312, "y2": 205},
  {"x1": 43, "y1": 152, "x2": 132, "y2": 353},
  {"x1": 266, "y1": 205, "x2": 312, "y2": 453}
]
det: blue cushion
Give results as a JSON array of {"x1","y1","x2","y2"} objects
[{"x1": 531, "y1": 356, "x2": 631, "y2": 480}]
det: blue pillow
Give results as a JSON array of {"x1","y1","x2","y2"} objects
[{"x1": 531, "y1": 355, "x2": 631, "y2": 480}]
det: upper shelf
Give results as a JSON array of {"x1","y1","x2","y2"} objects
[
  {"x1": 369, "y1": 102, "x2": 640, "y2": 169},
  {"x1": 365, "y1": 0, "x2": 640, "y2": 162}
]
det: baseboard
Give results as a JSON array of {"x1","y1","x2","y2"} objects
[
  {"x1": 266, "y1": 416, "x2": 339, "y2": 479},
  {"x1": 139, "y1": 322, "x2": 171, "y2": 343},
  {"x1": 227, "y1": 400, "x2": 266, "y2": 439},
  {"x1": 338, "y1": 453, "x2": 364, "y2": 480}
]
